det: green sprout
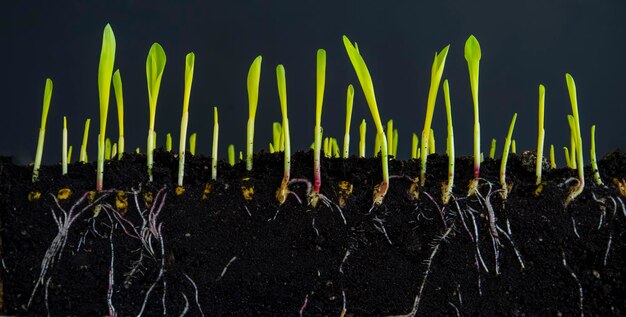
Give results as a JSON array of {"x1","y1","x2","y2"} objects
[
  {"x1": 590, "y1": 125, "x2": 603, "y2": 185},
  {"x1": 96, "y1": 24, "x2": 116, "y2": 191},
  {"x1": 178, "y1": 52, "x2": 196, "y2": 187},
  {"x1": 428, "y1": 128, "x2": 436, "y2": 154},
  {"x1": 105, "y1": 138, "x2": 111, "y2": 160},
  {"x1": 564, "y1": 146, "x2": 572, "y2": 168},
  {"x1": 387, "y1": 119, "x2": 393, "y2": 158},
  {"x1": 374, "y1": 131, "x2": 381, "y2": 157},
  {"x1": 111, "y1": 143, "x2": 117, "y2": 159},
  {"x1": 343, "y1": 35, "x2": 389, "y2": 205},
  {"x1": 269, "y1": 143, "x2": 275, "y2": 154},
  {"x1": 246, "y1": 56, "x2": 262, "y2": 171},
  {"x1": 411, "y1": 132, "x2": 418, "y2": 159},
  {"x1": 312, "y1": 49, "x2": 326, "y2": 201},
  {"x1": 464, "y1": 35, "x2": 482, "y2": 196},
  {"x1": 166, "y1": 133, "x2": 172, "y2": 152},
  {"x1": 511, "y1": 139, "x2": 517, "y2": 154},
  {"x1": 420, "y1": 44, "x2": 450, "y2": 186},
  {"x1": 441, "y1": 80, "x2": 455, "y2": 205},
  {"x1": 323, "y1": 137, "x2": 330, "y2": 158},
  {"x1": 112, "y1": 69, "x2": 124, "y2": 159},
  {"x1": 188, "y1": 132, "x2": 196, "y2": 155},
  {"x1": 80, "y1": 118, "x2": 90, "y2": 163},
  {"x1": 359, "y1": 119, "x2": 366, "y2": 158},
  {"x1": 489, "y1": 138, "x2": 496, "y2": 159},
  {"x1": 228, "y1": 144, "x2": 235, "y2": 166},
  {"x1": 550, "y1": 144, "x2": 556, "y2": 169},
  {"x1": 343, "y1": 84, "x2": 354, "y2": 158},
  {"x1": 67, "y1": 145, "x2": 73, "y2": 164},
  {"x1": 212, "y1": 107, "x2": 219, "y2": 180},
  {"x1": 567, "y1": 114, "x2": 577, "y2": 169},
  {"x1": 62, "y1": 116, "x2": 68, "y2": 175},
  {"x1": 564, "y1": 73, "x2": 585, "y2": 206},
  {"x1": 332, "y1": 137, "x2": 340, "y2": 158},
  {"x1": 500, "y1": 113, "x2": 518, "y2": 200},
  {"x1": 146, "y1": 42, "x2": 167, "y2": 182},
  {"x1": 536, "y1": 84, "x2": 546, "y2": 185},
  {"x1": 135, "y1": 147, "x2": 140, "y2": 154},
  {"x1": 32, "y1": 78, "x2": 53, "y2": 182},
  {"x1": 392, "y1": 128, "x2": 398, "y2": 158},
  {"x1": 275, "y1": 64, "x2": 293, "y2": 204},
  {"x1": 272, "y1": 122, "x2": 282, "y2": 152}
]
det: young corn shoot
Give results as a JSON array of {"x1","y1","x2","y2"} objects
[
  {"x1": 392, "y1": 129, "x2": 398, "y2": 157},
  {"x1": 246, "y1": 56, "x2": 262, "y2": 171},
  {"x1": 343, "y1": 35, "x2": 389, "y2": 205},
  {"x1": 323, "y1": 137, "x2": 330, "y2": 158},
  {"x1": 564, "y1": 147, "x2": 572, "y2": 168},
  {"x1": 228, "y1": 144, "x2": 235, "y2": 166},
  {"x1": 178, "y1": 52, "x2": 196, "y2": 187},
  {"x1": 313, "y1": 49, "x2": 327, "y2": 201},
  {"x1": 536, "y1": 84, "x2": 546, "y2": 185},
  {"x1": 135, "y1": 147, "x2": 140, "y2": 154},
  {"x1": 567, "y1": 114, "x2": 577, "y2": 169},
  {"x1": 80, "y1": 118, "x2": 90, "y2": 163},
  {"x1": 420, "y1": 44, "x2": 450, "y2": 186},
  {"x1": 465, "y1": 35, "x2": 482, "y2": 196},
  {"x1": 166, "y1": 133, "x2": 172, "y2": 152},
  {"x1": 33, "y1": 78, "x2": 53, "y2": 182},
  {"x1": 111, "y1": 143, "x2": 117, "y2": 159},
  {"x1": 269, "y1": 143, "x2": 275, "y2": 154},
  {"x1": 190, "y1": 133, "x2": 197, "y2": 155},
  {"x1": 332, "y1": 138, "x2": 340, "y2": 158},
  {"x1": 428, "y1": 128, "x2": 436, "y2": 154},
  {"x1": 564, "y1": 73, "x2": 585, "y2": 206},
  {"x1": 489, "y1": 138, "x2": 496, "y2": 159},
  {"x1": 550, "y1": 144, "x2": 556, "y2": 169},
  {"x1": 275, "y1": 65, "x2": 292, "y2": 204},
  {"x1": 67, "y1": 145, "x2": 73, "y2": 164},
  {"x1": 146, "y1": 43, "x2": 167, "y2": 182},
  {"x1": 511, "y1": 139, "x2": 517, "y2": 154},
  {"x1": 112, "y1": 69, "x2": 124, "y2": 159},
  {"x1": 359, "y1": 119, "x2": 366, "y2": 158},
  {"x1": 441, "y1": 80, "x2": 455, "y2": 204},
  {"x1": 272, "y1": 122, "x2": 282, "y2": 152},
  {"x1": 500, "y1": 113, "x2": 518, "y2": 200},
  {"x1": 387, "y1": 119, "x2": 394, "y2": 158},
  {"x1": 212, "y1": 107, "x2": 219, "y2": 180},
  {"x1": 590, "y1": 125, "x2": 603, "y2": 185},
  {"x1": 374, "y1": 132, "x2": 381, "y2": 157},
  {"x1": 96, "y1": 24, "x2": 116, "y2": 191},
  {"x1": 62, "y1": 116, "x2": 68, "y2": 175},
  {"x1": 343, "y1": 84, "x2": 354, "y2": 158},
  {"x1": 105, "y1": 138, "x2": 111, "y2": 160},
  {"x1": 412, "y1": 133, "x2": 418, "y2": 159}
]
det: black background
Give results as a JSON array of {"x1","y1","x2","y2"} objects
[{"x1": 1, "y1": 0, "x2": 624, "y2": 164}]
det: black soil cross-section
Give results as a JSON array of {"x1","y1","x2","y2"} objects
[{"x1": 0, "y1": 151, "x2": 625, "y2": 316}]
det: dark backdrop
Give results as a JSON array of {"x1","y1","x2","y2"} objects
[{"x1": 1, "y1": 0, "x2": 624, "y2": 165}]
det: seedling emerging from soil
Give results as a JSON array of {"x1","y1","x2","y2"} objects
[
  {"x1": 590, "y1": 125, "x2": 603, "y2": 185},
  {"x1": 190, "y1": 133, "x2": 197, "y2": 156},
  {"x1": 212, "y1": 107, "x2": 219, "y2": 180},
  {"x1": 412, "y1": 133, "x2": 418, "y2": 159},
  {"x1": 420, "y1": 44, "x2": 450, "y2": 185},
  {"x1": 567, "y1": 114, "x2": 577, "y2": 169},
  {"x1": 343, "y1": 84, "x2": 354, "y2": 158},
  {"x1": 564, "y1": 146, "x2": 572, "y2": 168},
  {"x1": 387, "y1": 119, "x2": 394, "y2": 158},
  {"x1": 272, "y1": 122, "x2": 282, "y2": 152},
  {"x1": 111, "y1": 143, "x2": 117, "y2": 159},
  {"x1": 392, "y1": 129, "x2": 399, "y2": 157},
  {"x1": 359, "y1": 119, "x2": 366, "y2": 158},
  {"x1": 550, "y1": 144, "x2": 556, "y2": 169},
  {"x1": 104, "y1": 138, "x2": 111, "y2": 160},
  {"x1": 512, "y1": 139, "x2": 517, "y2": 154},
  {"x1": 146, "y1": 42, "x2": 167, "y2": 182},
  {"x1": 489, "y1": 139, "x2": 496, "y2": 159},
  {"x1": 564, "y1": 73, "x2": 585, "y2": 206},
  {"x1": 465, "y1": 35, "x2": 482, "y2": 196},
  {"x1": 32, "y1": 78, "x2": 53, "y2": 182},
  {"x1": 112, "y1": 69, "x2": 124, "y2": 159},
  {"x1": 343, "y1": 35, "x2": 389, "y2": 205},
  {"x1": 275, "y1": 65, "x2": 293, "y2": 204},
  {"x1": 62, "y1": 116, "x2": 68, "y2": 175},
  {"x1": 246, "y1": 56, "x2": 262, "y2": 171},
  {"x1": 332, "y1": 138, "x2": 340, "y2": 158},
  {"x1": 228, "y1": 144, "x2": 235, "y2": 166},
  {"x1": 536, "y1": 84, "x2": 546, "y2": 185},
  {"x1": 429, "y1": 129, "x2": 436, "y2": 154},
  {"x1": 80, "y1": 118, "x2": 90, "y2": 163},
  {"x1": 166, "y1": 133, "x2": 172, "y2": 152},
  {"x1": 178, "y1": 52, "x2": 196, "y2": 187},
  {"x1": 96, "y1": 24, "x2": 116, "y2": 190},
  {"x1": 500, "y1": 113, "x2": 518, "y2": 200},
  {"x1": 312, "y1": 49, "x2": 327, "y2": 204},
  {"x1": 441, "y1": 80, "x2": 455, "y2": 205},
  {"x1": 323, "y1": 137, "x2": 330, "y2": 158},
  {"x1": 67, "y1": 145, "x2": 73, "y2": 163}
]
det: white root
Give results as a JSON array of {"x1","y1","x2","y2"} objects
[
  {"x1": 562, "y1": 252, "x2": 584, "y2": 317},
  {"x1": 216, "y1": 256, "x2": 238, "y2": 281}
]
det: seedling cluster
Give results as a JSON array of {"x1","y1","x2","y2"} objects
[{"x1": 30, "y1": 24, "x2": 613, "y2": 208}]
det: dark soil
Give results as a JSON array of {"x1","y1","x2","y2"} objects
[{"x1": 0, "y1": 149, "x2": 625, "y2": 316}]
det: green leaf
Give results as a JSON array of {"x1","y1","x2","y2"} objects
[
  {"x1": 41, "y1": 78, "x2": 53, "y2": 129},
  {"x1": 315, "y1": 49, "x2": 326, "y2": 125},
  {"x1": 247, "y1": 56, "x2": 262, "y2": 119},
  {"x1": 183, "y1": 52, "x2": 195, "y2": 113},
  {"x1": 276, "y1": 65, "x2": 288, "y2": 118},
  {"x1": 98, "y1": 24, "x2": 116, "y2": 135},
  {"x1": 146, "y1": 42, "x2": 167, "y2": 128}
]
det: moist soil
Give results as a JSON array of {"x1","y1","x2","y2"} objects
[{"x1": 0, "y1": 150, "x2": 625, "y2": 316}]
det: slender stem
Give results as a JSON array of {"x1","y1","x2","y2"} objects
[
  {"x1": 590, "y1": 125, "x2": 603, "y2": 185},
  {"x1": 246, "y1": 56, "x2": 262, "y2": 171},
  {"x1": 500, "y1": 113, "x2": 518, "y2": 199},
  {"x1": 412, "y1": 133, "x2": 418, "y2": 159},
  {"x1": 80, "y1": 118, "x2": 90, "y2": 163},
  {"x1": 212, "y1": 107, "x2": 219, "y2": 180},
  {"x1": 550, "y1": 144, "x2": 556, "y2": 169},
  {"x1": 33, "y1": 78, "x2": 53, "y2": 183},
  {"x1": 536, "y1": 84, "x2": 546, "y2": 185},
  {"x1": 228, "y1": 144, "x2": 235, "y2": 166},
  {"x1": 178, "y1": 111, "x2": 189, "y2": 186},
  {"x1": 359, "y1": 119, "x2": 366, "y2": 158},
  {"x1": 62, "y1": 116, "x2": 68, "y2": 175},
  {"x1": 443, "y1": 80, "x2": 455, "y2": 203},
  {"x1": 343, "y1": 84, "x2": 354, "y2": 158}
]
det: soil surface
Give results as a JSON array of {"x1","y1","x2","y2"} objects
[{"x1": 0, "y1": 150, "x2": 625, "y2": 316}]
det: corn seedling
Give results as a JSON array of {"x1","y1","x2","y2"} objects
[
  {"x1": 228, "y1": 144, "x2": 235, "y2": 166},
  {"x1": 312, "y1": 49, "x2": 327, "y2": 202},
  {"x1": 146, "y1": 42, "x2": 167, "y2": 182},
  {"x1": 212, "y1": 107, "x2": 219, "y2": 180},
  {"x1": 489, "y1": 138, "x2": 496, "y2": 159},
  {"x1": 177, "y1": 52, "x2": 196, "y2": 187},
  {"x1": 567, "y1": 114, "x2": 577, "y2": 169},
  {"x1": 275, "y1": 65, "x2": 293, "y2": 204},
  {"x1": 166, "y1": 133, "x2": 172, "y2": 152},
  {"x1": 323, "y1": 137, "x2": 330, "y2": 158},
  {"x1": 500, "y1": 113, "x2": 518, "y2": 200},
  {"x1": 412, "y1": 133, "x2": 418, "y2": 159},
  {"x1": 32, "y1": 78, "x2": 53, "y2": 182},
  {"x1": 80, "y1": 118, "x2": 90, "y2": 163},
  {"x1": 246, "y1": 56, "x2": 262, "y2": 171},
  {"x1": 272, "y1": 122, "x2": 282, "y2": 152},
  {"x1": 359, "y1": 119, "x2": 366, "y2": 158},
  {"x1": 564, "y1": 147, "x2": 572, "y2": 168},
  {"x1": 590, "y1": 125, "x2": 603, "y2": 185},
  {"x1": 332, "y1": 137, "x2": 340, "y2": 158},
  {"x1": 465, "y1": 35, "x2": 482, "y2": 196},
  {"x1": 135, "y1": 147, "x2": 140, "y2": 154},
  {"x1": 96, "y1": 24, "x2": 116, "y2": 191},
  {"x1": 62, "y1": 116, "x2": 68, "y2": 175},
  {"x1": 392, "y1": 129, "x2": 398, "y2": 157},
  {"x1": 420, "y1": 44, "x2": 450, "y2": 186},
  {"x1": 429, "y1": 128, "x2": 436, "y2": 154},
  {"x1": 550, "y1": 144, "x2": 556, "y2": 169},
  {"x1": 188, "y1": 132, "x2": 196, "y2": 156},
  {"x1": 343, "y1": 35, "x2": 389, "y2": 205},
  {"x1": 564, "y1": 73, "x2": 585, "y2": 206},
  {"x1": 112, "y1": 69, "x2": 124, "y2": 159},
  {"x1": 387, "y1": 119, "x2": 394, "y2": 158},
  {"x1": 536, "y1": 84, "x2": 546, "y2": 185},
  {"x1": 511, "y1": 140, "x2": 517, "y2": 154},
  {"x1": 105, "y1": 138, "x2": 111, "y2": 160},
  {"x1": 343, "y1": 84, "x2": 354, "y2": 158},
  {"x1": 374, "y1": 131, "x2": 381, "y2": 157},
  {"x1": 441, "y1": 80, "x2": 455, "y2": 205},
  {"x1": 111, "y1": 143, "x2": 117, "y2": 159},
  {"x1": 67, "y1": 145, "x2": 73, "y2": 164},
  {"x1": 269, "y1": 143, "x2": 275, "y2": 153}
]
